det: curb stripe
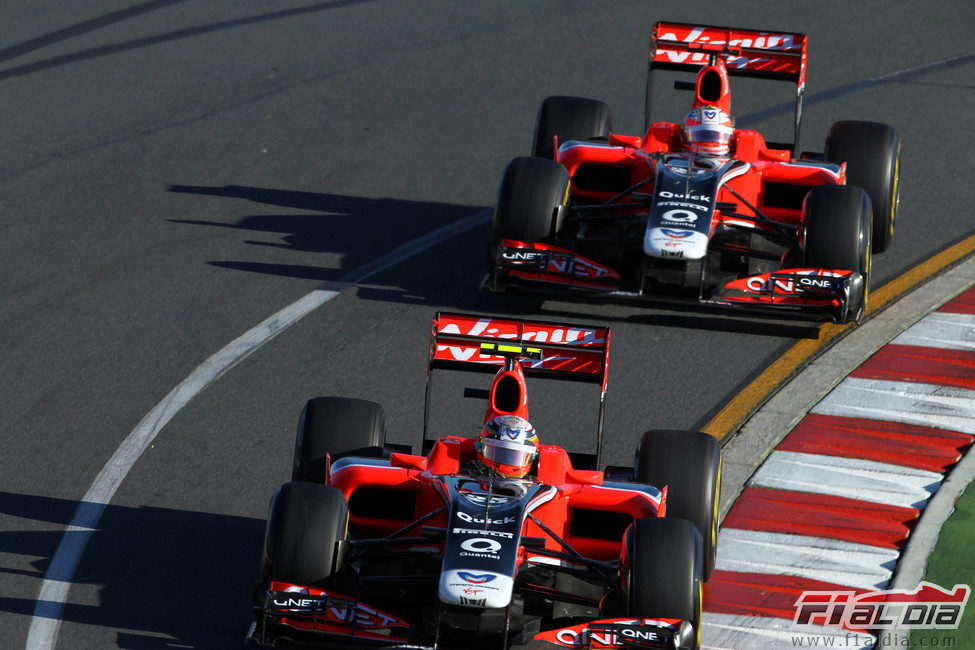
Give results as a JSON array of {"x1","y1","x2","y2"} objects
[
  {"x1": 721, "y1": 487, "x2": 917, "y2": 549},
  {"x1": 938, "y1": 289, "x2": 975, "y2": 314},
  {"x1": 777, "y1": 413, "x2": 973, "y2": 473},
  {"x1": 702, "y1": 612, "x2": 875, "y2": 649},
  {"x1": 703, "y1": 285, "x2": 975, "y2": 648},
  {"x1": 702, "y1": 232, "x2": 975, "y2": 441},
  {"x1": 812, "y1": 378, "x2": 975, "y2": 435},
  {"x1": 748, "y1": 450, "x2": 943, "y2": 510},
  {"x1": 715, "y1": 528, "x2": 899, "y2": 591},
  {"x1": 889, "y1": 311, "x2": 975, "y2": 352},
  {"x1": 704, "y1": 570, "x2": 870, "y2": 621},
  {"x1": 851, "y1": 344, "x2": 975, "y2": 390}
]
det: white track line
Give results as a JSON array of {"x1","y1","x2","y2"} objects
[{"x1": 25, "y1": 208, "x2": 491, "y2": 649}]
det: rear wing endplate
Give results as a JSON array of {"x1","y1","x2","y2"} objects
[
  {"x1": 423, "y1": 312, "x2": 611, "y2": 465},
  {"x1": 646, "y1": 21, "x2": 808, "y2": 153}
]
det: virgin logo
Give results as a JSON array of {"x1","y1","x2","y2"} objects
[{"x1": 437, "y1": 319, "x2": 605, "y2": 362}]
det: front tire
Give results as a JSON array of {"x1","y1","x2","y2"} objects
[
  {"x1": 492, "y1": 156, "x2": 570, "y2": 245},
  {"x1": 825, "y1": 120, "x2": 900, "y2": 253},
  {"x1": 260, "y1": 481, "x2": 348, "y2": 588},
  {"x1": 635, "y1": 430, "x2": 720, "y2": 581},
  {"x1": 532, "y1": 96, "x2": 613, "y2": 159},
  {"x1": 292, "y1": 396, "x2": 386, "y2": 483},
  {"x1": 624, "y1": 517, "x2": 702, "y2": 649},
  {"x1": 803, "y1": 184, "x2": 872, "y2": 324}
]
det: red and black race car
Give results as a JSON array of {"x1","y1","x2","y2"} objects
[
  {"x1": 486, "y1": 22, "x2": 901, "y2": 325},
  {"x1": 248, "y1": 313, "x2": 721, "y2": 649}
]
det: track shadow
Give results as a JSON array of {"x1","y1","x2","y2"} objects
[
  {"x1": 0, "y1": 491, "x2": 262, "y2": 648},
  {"x1": 168, "y1": 183, "x2": 481, "y2": 280},
  {"x1": 168, "y1": 183, "x2": 823, "y2": 339}
]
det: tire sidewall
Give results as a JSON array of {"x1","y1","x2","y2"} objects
[
  {"x1": 261, "y1": 482, "x2": 349, "y2": 588},
  {"x1": 634, "y1": 430, "x2": 720, "y2": 581}
]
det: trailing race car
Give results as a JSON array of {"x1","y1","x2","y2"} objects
[
  {"x1": 248, "y1": 313, "x2": 721, "y2": 649},
  {"x1": 486, "y1": 22, "x2": 901, "y2": 325}
]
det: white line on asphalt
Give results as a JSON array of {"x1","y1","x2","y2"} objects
[{"x1": 25, "y1": 208, "x2": 492, "y2": 649}]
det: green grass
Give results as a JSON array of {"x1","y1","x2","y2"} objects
[{"x1": 909, "y1": 477, "x2": 975, "y2": 649}]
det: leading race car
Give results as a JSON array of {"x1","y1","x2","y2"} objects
[
  {"x1": 486, "y1": 22, "x2": 901, "y2": 325},
  {"x1": 248, "y1": 313, "x2": 721, "y2": 649}
]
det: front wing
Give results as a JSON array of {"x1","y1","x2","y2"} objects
[
  {"x1": 490, "y1": 240, "x2": 865, "y2": 324},
  {"x1": 525, "y1": 618, "x2": 695, "y2": 649},
  {"x1": 248, "y1": 582, "x2": 410, "y2": 647},
  {"x1": 249, "y1": 584, "x2": 694, "y2": 649}
]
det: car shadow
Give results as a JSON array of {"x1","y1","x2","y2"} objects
[
  {"x1": 167, "y1": 183, "x2": 824, "y2": 339},
  {"x1": 0, "y1": 491, "x2": 261, "y2": 648}
]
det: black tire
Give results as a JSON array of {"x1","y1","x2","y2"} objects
[
  {"x1": 803, "y1": 184, "x2": 872, "y2": 324},
  {"x1": 635, "y1": 430, "x2": 720, "y2": 581},
  {"x1": 532, "y1": 96, "x2": 613, "y2": 159},
  {"x1": 292, "y1": 396, "x2": 386, "y2": 483},
  {"x1": 492, "y1": 156, "x2": 570, "y2": 244},
  {"x1": 625, "y1": 517, "x2": 702, "y2": 649},
  {"x1": 261, "y1": 481, "x2": 348, "y2": 588},
  {"x1": 825, "y1": 120, "x2": 900, "y2": 253}
]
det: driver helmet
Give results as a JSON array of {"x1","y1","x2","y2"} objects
[
  {"x1": 681, "y1": 105, "x2": 734, "y2": 156},
  {"x1": 475, "y1": 415, "x2": 539, "y2": 478}
]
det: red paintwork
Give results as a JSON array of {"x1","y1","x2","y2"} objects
[
  {"x1": 560, "y1": 122, "x2": 842, "y2": 225},
  {"x1": 502, "y1": 239, "x2": 621, "y2": 290},
  {"x1": 692, "y1": 59, "x2": 732, "y2": 113},
  {"x1": 502, "y1": 25, "x2": 861, "y2": 317},
  {"x1": 851, "y1": 344, "x2": 975, "y2": 391},
  {"x1": 331, "y1": 435, "x2": 661, "y2": 562},
  {"x1": 722, "y1": 487, "x2": 919, "y2": 549},
  {"x1": 778, "y1": 413, "x2": 974, "y2": 473},
  {"x1": 651, "y1": 22, "x2": 807, "y2": 84},
  {"x1": 534, "y1": 617, "x2": 684, "y2": 648},
  {"x1": 938, "y1": 286, "x2": 975, "y2": 314},
  {"x1": 718, "y1": 268, "x2": 852, "y2": 310},
  {"x1": 704, "y1": 571, "x2": 869, "y2": 630},
  {"x1": 267, "y1": 582, "x2": 409, "y2": 643},
  {"x1": 432, "y1": 311, "x2": 610, "y2": 377},
  {"x1": 330, "y1": 318, "x2": 657, "y2": 563}
]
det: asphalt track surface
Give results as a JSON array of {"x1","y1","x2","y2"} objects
[{"x1": 1, "y1": 2, "x2": 973, "y2": 648}]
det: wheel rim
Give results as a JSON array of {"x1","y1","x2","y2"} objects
[
  {"x1": 712, "y1": 459, "x2": 721, "y2": 550},
  {"x1": 696, "y1": 579, "x2": 703, "y2": 648},
  {"x1": 890, "y1": 151, "x2": 900, "y2": 236}
]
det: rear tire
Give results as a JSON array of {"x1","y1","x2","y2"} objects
[
  {"x1": 492, "y1": 156, "x2": 570, "y2": 244},
  {"x1": 532, "y1": 96, "x2": 613, "y2": 160},
  {"x1": 803, "y1": 184, "x2": 872, "y2": 324},
  {"x1": 292, "y1": 397, "x2": 386, "y2": 483},
  {"x1": 625, "y1": 517, "x2": 702, "y2": 649},
  {"x1": 261, "y1": 481, "x2": 348, "y2": 588},
  {"x1": 825, "y1": 121, "x2": 900, "y2": 253},
  {"x1": 635, "y1": 430, "x2": 720, "y2": 581}
]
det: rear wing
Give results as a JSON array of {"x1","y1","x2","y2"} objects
[
  {"x1": 645, "y1": 21, "x2": 808, "y2": 152},
  {"x1": 423, "y1": 312, "x2": 611, "y2": 465}
]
